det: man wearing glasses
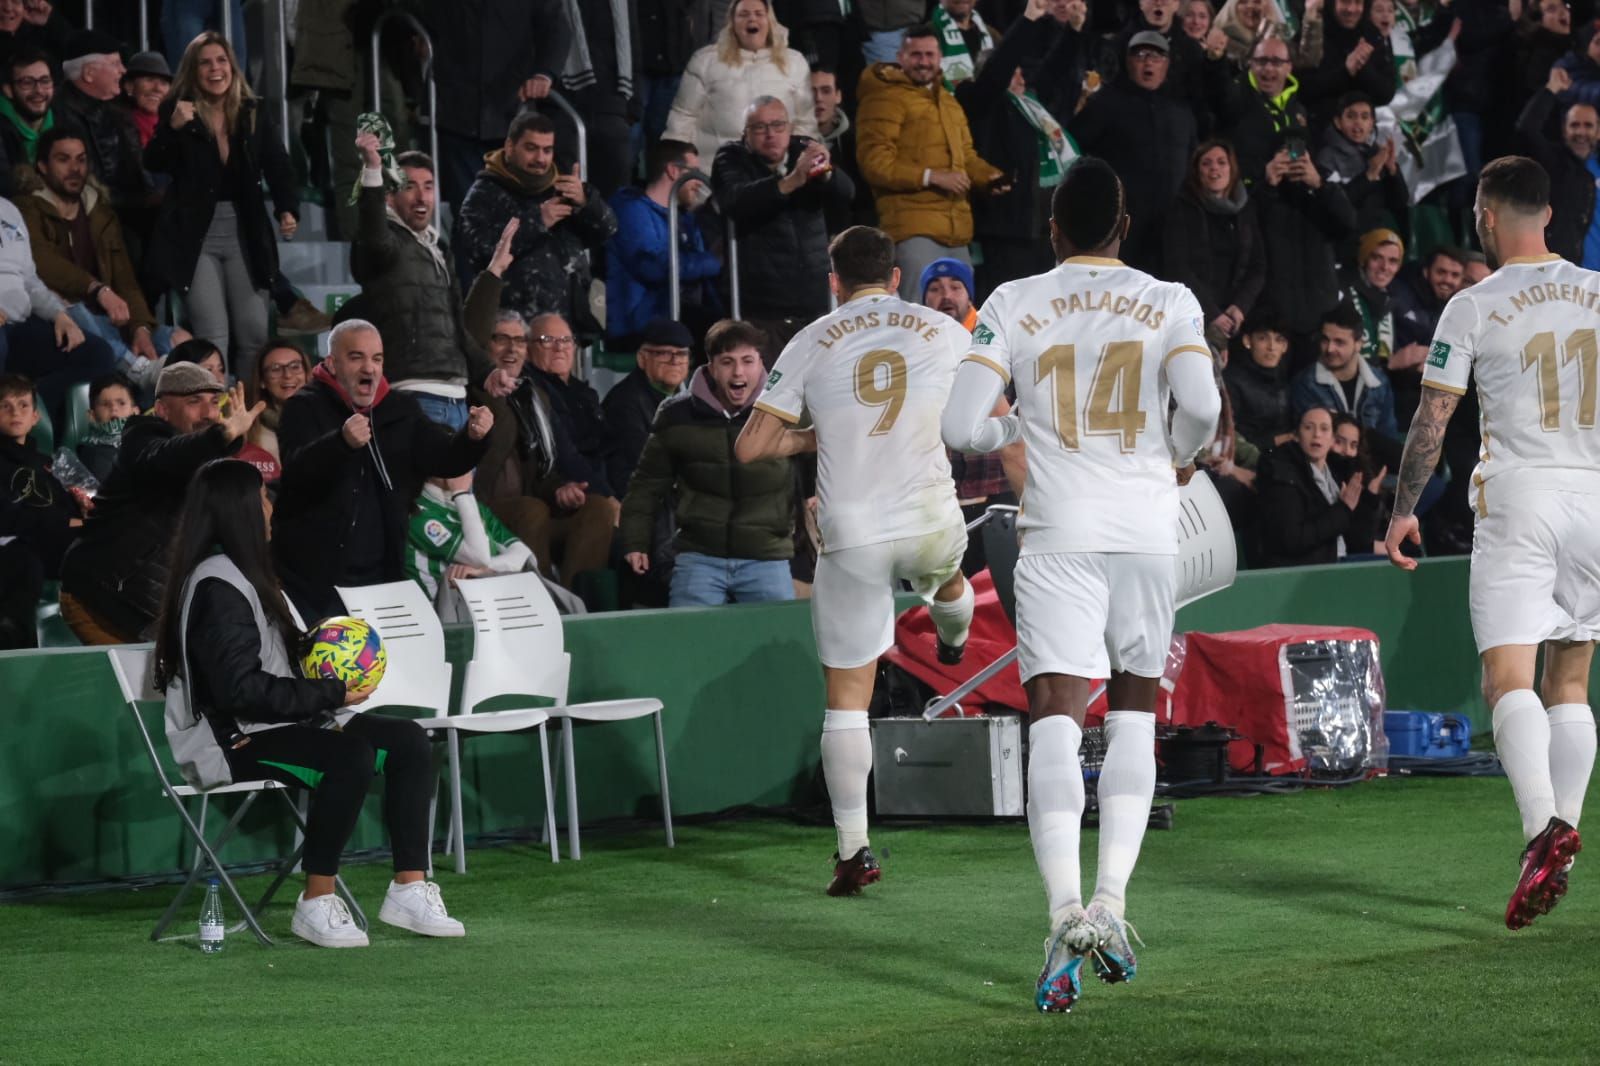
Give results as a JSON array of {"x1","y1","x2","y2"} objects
[
  {"x1": 1220, "y1": 36, "x2": 1312, "y2": 186},
  {"x1": 603, "y1": 318, "x2": 694, "y2": 497},
  {"x1": 0, "y1": 48, "x2": 58, "y2": 191},
  {"x1": 712, "y1": 96, "x2": 855, "y2": 361}
]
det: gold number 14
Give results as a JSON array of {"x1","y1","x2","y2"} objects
[
  {"x1": 1522, "y1": 329, "x2": 1598, "y2": 431},
  {"x1": 1036, "y1": 341, "x2": 1147, "y2": 452}
]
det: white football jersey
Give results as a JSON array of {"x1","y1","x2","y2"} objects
[
  {"x1": 1423, "y1": 255, "x2": 1600, "y2": 510},
  {"x1": 968, "y1": 256, "x2": 1210, "y2": 555},
  {"x1": 758, "y1": 290, "x2": 965, "y2": 552}
]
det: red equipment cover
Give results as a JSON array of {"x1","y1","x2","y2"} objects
[
  {"x1": 888, "y1": 588, "x2": 1375, "y2": 775},
  {"x1": 1167, "y1": 624, "x2": 1378, "y2": 775}
]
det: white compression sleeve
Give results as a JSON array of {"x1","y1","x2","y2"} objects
[
  {"x1": 1165, "y1": 350, "x2": 1221, "y2": 466},
  {"x1": 942, "y1": 360, "x2": 1021, "y2": 455}
]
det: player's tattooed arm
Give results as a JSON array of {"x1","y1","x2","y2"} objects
[{"x1": 1391, "y1": 385, "x2": 1460, "y2": 518}]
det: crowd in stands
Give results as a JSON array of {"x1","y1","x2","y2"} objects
[{"x1": 0, "y1": 0, "x2": 1592, "y2": 649}]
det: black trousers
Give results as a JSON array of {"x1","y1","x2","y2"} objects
[
  {"x1": 223, "y1": 714, "x2": 433, "y2": 876},
  {"x1": 0, "y1": 541, "x2": 43, "y2": 651}
]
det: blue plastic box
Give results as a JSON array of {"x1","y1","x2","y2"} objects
[{"x1": 1383, "y1": 710, "x2": 1471, "y2": 759}]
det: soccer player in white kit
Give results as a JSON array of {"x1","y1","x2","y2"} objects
[
  {"x1": 942, "y1": 158, "x2": 1220, "y2": 1013},
  {"x1": 1386, "y1": 156, "x2": 1596, "y2": 930},
  {"x1": 735, "y1": 226, "x2": 981, "y2": 896}
]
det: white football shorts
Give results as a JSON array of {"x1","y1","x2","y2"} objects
[
  {"x1": 811, "y1": 522, "x2": 967, "y2": 669},
  {"x1": 1470, "y1": 486, "x2": 1600, "y2": 652},
  {"x1": 1014, "y1": 551, "x2": 1175, "y2": 682}
]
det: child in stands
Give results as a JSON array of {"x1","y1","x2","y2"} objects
[
  {"x1": 78, "y1": 372, "x2": 137, "y2": 483},
  {"x1": 0, "y1": 374, "x2": 86, "y2": 648}
]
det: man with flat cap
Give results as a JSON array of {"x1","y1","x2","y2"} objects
[
  {"x1": 603, "y1": 317, "x2": 695, "y2": 498},
  {"x1": 60, "y1": 361, "x2": 263, "y2": 643},
  {"x1": 54, "y1": 29, "x2": 149, "y2": 212}
]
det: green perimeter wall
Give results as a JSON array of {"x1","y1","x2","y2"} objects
[{"x1": 0, "y1": 558, "x2": 1513, "y2": 890}]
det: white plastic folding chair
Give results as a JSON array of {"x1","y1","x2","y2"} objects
[
  {"x1": 454, "y1": 572, "x2": 672, "y2": 860},
  {"x1": 110, "y1": 647, "x2": 367, "y2": 946},
  {"x1": 334, "y1": 580, "x2": 456, "y2": 871}
]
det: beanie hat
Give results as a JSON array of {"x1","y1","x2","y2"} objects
[{"x1": 919, "y1": 257, "x2": 975, "y2": 303}]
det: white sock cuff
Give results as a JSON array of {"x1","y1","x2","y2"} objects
[
  {"x1": 822, "y1": 709, "x2": 870, "y2": 733},
  {"x1": 1493, "y1": 689, "x2": 1544, "y2": 735},
  {"x1": 929, "y1": 581, "x2": 974, "y2": 616},
  {"x1": 1548, "y1": 703, "x2": 1596, "y2": 728},
  {"x1": 1104, "y1": 710, "x2": 1156, "y2": 739},
  {"x1": 1032, "y1": 714, "x2": 1083, "y2": 751}
]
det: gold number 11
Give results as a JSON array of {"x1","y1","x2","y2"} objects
[{"x1": 1522, "y1": 329, "x2": 1598, "y2": 431}]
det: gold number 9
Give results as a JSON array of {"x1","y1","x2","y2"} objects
[{"x1": 855, "y1": 348, "x2": 908, "y2": 436}]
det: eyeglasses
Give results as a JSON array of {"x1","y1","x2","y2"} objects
[
  {"x1": 491, "y1": 332, "x2": 530, "y2": 348},
  {"x1": 13, "y1": 76, "x2": 51, "y2": 91},
  {"x1": 536, "y1": 335, "x2": 577, "y2": 349},
  {"x1": 1250, "y1": 56, "x2": 1289, "y2": 67},
  {"x1": 746, "y1": 120, "x2": 789, "y2": 135},
  {"x1": 262, "y1": 362, "x2": 306, "y2": 377},
  {"x1": 1130, "y1": 49, "x2": 1168, "y2": 60},
  {"x1": 641, "y1": 346, "x2": 691, "y2": 362}
]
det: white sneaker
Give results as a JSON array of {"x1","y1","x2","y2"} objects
[
  {"x1": 378, "y1": 880, "x2": 465, "y2": 937},
  {"x1": 290, "y1": 892, "x2": 369, "y2": 948}
]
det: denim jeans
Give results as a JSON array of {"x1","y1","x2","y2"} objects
[
  {"x1": 407, "y1": 392, "x2": 469, "y2": 431},
  {"x1": 163, "y1": 0, "x2": 249, "y2": 70},
  {"x1": 67, "y1": 305, "x2": 180, "y2": 370},
  {"x1": 668, "y1": 552, "x2": 795, "y2": 607}
]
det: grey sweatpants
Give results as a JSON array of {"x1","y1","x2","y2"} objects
[{"x1": 189, "y1": 203, "x2": 269, "y2": 379}]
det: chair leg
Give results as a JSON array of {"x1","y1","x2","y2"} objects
[
  {"x1": 562, "y1": 718, "x2": 582, "y2": 861},
  {"x1": 334, "y1": 874, "x2": 368, "y2": 931},
  {"x1": 542, "y1": 738, "x2": 565, "y2": 848},
  {"x1": 153, "y1": 791, "x2": 261, "y2": 942},
  {"x1": 448, "y1": 729, "x2": 468, "y2": 874},
  {"x1": 654, "y1": 710, "x2": 675, "y2": 849},
  {"x1": 537, "y1": 721, "x2": 559, "y2": 863}
]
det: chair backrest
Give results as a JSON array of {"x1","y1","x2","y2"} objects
[
  {"x1": 454, "y1": 572, "x2": 571, "y2": 713},
  {"x1": 108, "y1": 646, "x2": 180, "y2": 790},
  {"x1": 27, "y1": 390, "x2": 54, "y2": 455},
  {"x1": 1175, "y1": 474, "x2": 1238, "y2": 608},
  {"x1": 61, "y1": 381, "x2": 93, "y2": 452},
  {"x1": 335, "y1": 580, "x2": 453, "y2": 714}
]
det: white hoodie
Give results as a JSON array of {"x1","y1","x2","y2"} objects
[{"x1": 0, "y1": 196, "x2": 65, "y2": 324}]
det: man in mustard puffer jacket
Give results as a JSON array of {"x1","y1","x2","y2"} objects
[{"x1": 855, "y1": 23, "x2": 1005, "y2": 301}]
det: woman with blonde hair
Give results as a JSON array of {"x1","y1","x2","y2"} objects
[
  {"x1": 664, "y1": 0, "x2": 818, "y2": 165},
  {"x1": 1213, "y1": 0, "x2": 1322, "y2": 67},
  {"x1": 143, "y1": 31, "x2": 297, "y2": 386}
]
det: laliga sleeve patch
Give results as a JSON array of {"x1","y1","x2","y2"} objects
[
  {"x1": 423, "y1": 519, "x2": 451, "y2": 547},
  {"x1": 1428, "y1": 341, "x2": 1451, "y2": 369}
]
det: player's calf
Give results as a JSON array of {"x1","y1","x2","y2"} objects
[{"x1": 929, "y1": 572, "x2": 974, "y2": 665}]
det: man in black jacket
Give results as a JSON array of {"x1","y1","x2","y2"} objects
[
  {"x1": 1219, "y1": 37, "x2": 1312, "y2": 186},
  {"x1": 271, "y1": 320, "x2": 493, "y2": 619},
  {"x1": 1294, "y1": 0, "x2": 1397, "y2": 125},
  {"x1": 350, "y1": 133, "x2": 517, "y2": 429},
  {"x1": 1516, "y1": 68, "x2": 1598, "y2": 266},
  {"x1": 54, "y1": 31, "x2": 148, "y2": 214},
  {"x1": 59, "y1": 362, "x2": 261, "y2": 643},
  {"x1": 713, "y1": 95, "x2": 855, "y2": 359},
  {"x1": 457, "y1": 111, "x2": 617, "y2": 336},
  {"x1": 1224, "y1": 312, "x2": 1295, "y2": 454},
  {"x1": 1070, "y1": 32, "x2": 1197, "y2": 272},
  {"x1": 1255, "y1": 139, "x2": 1356, "y2": 367},
  {"x1": 603, "y1": 318, "x2": 693, "y2": 497}
]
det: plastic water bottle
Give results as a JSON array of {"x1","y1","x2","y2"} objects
[{"x1": 199, "y1": 879, "x2": 225, "y2": 954}]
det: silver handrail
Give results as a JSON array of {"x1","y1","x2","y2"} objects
[
  {"x1": 541, "y1": 89, "x2": 587, "y2": 183},
  {"x1": 83, "y1": 1, "x2": 91, "y2": 27},
  {"x1": 369, "y1": 11, "x2": 439, "y2": 171},
  {"x1": 221, "y1": 0, "x2": 232, "y2": 44},
  {"x1": 726, "y1": 217, "x2": 741, "y2": 320},
  {"x1": 666, "y1": 170, "x2": 709, "y2": 321},
  {"x1": 140, "y1": 0, "x2": 149, "y2": 51},
  {"x1": 275, "y1": 0, "x2": 289, "y2": 152}
]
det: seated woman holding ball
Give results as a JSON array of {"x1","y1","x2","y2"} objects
[{"x1": 153, "y1": 458, "x2": 462, "y2": 947}]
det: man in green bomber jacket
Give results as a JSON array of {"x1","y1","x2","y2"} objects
[{"x1": 620, "y1": 319, "x2": 796, "y2": 608}]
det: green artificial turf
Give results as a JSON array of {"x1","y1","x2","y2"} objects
[{"x1": 3, "y1": 776, "x2": 1598, "y2": 1065}]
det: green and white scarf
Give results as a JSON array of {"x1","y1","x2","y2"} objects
[
  {"x1": 933, "y1": 4, "x2": 992, "y2": 88},
  {"x1": 350, "y1": 111, "x2": 405, "y2": 205},
  {"x1": 1009, "y1": 90, "x2": 1078, "y2": 188}
]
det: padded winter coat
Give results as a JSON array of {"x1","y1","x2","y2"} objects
[
  {"x1": 664, "y1": 44, "x2": 819, "y2": 165},
  {"x1": 348, "y1": 184, "x2": 491, "y2": 386},
  {"x1": 619, "y1": 370, "x2": 794, "y2": 561},
  {"x1": 854, "y1": 62, "x2": 1002, "y2": 246}
]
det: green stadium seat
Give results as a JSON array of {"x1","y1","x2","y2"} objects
[
  {"x1": 27, "y1": 392, "x2": 54, "y2": 455},
  {"x1": 592, "y1": 345, "x2": 637, "y2": 374},
  {"x1": 61, "y1": 382, "x2": 92, "y2": 451}
]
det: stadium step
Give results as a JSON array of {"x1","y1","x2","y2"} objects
[
  {"x1": 278, "y1": 239, "x2": 353, "y2": 287},
  {"x1": 296, "y1": 282, "x2": 361, "y2": 321}
]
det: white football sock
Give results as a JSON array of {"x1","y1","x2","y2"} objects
[
  {"x1": 1028, "y1": 714, "x2": 1085, "y2": 930},
  {"x1": 1092, "y1": 711, "x2": 1157, "y2": 920},
  {"x1": 1547, "y1": 703, "x2": 1597, "y2": 828},
  {"x1": 820, "y1": 710, "x2": 873, "y2": 857},
  {"x1": 928, "y1": 579, "x2": 975, "y2": 649},
  {"x1": 1492, "y1": 689, "x2": 1557, "y2": 842}
]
